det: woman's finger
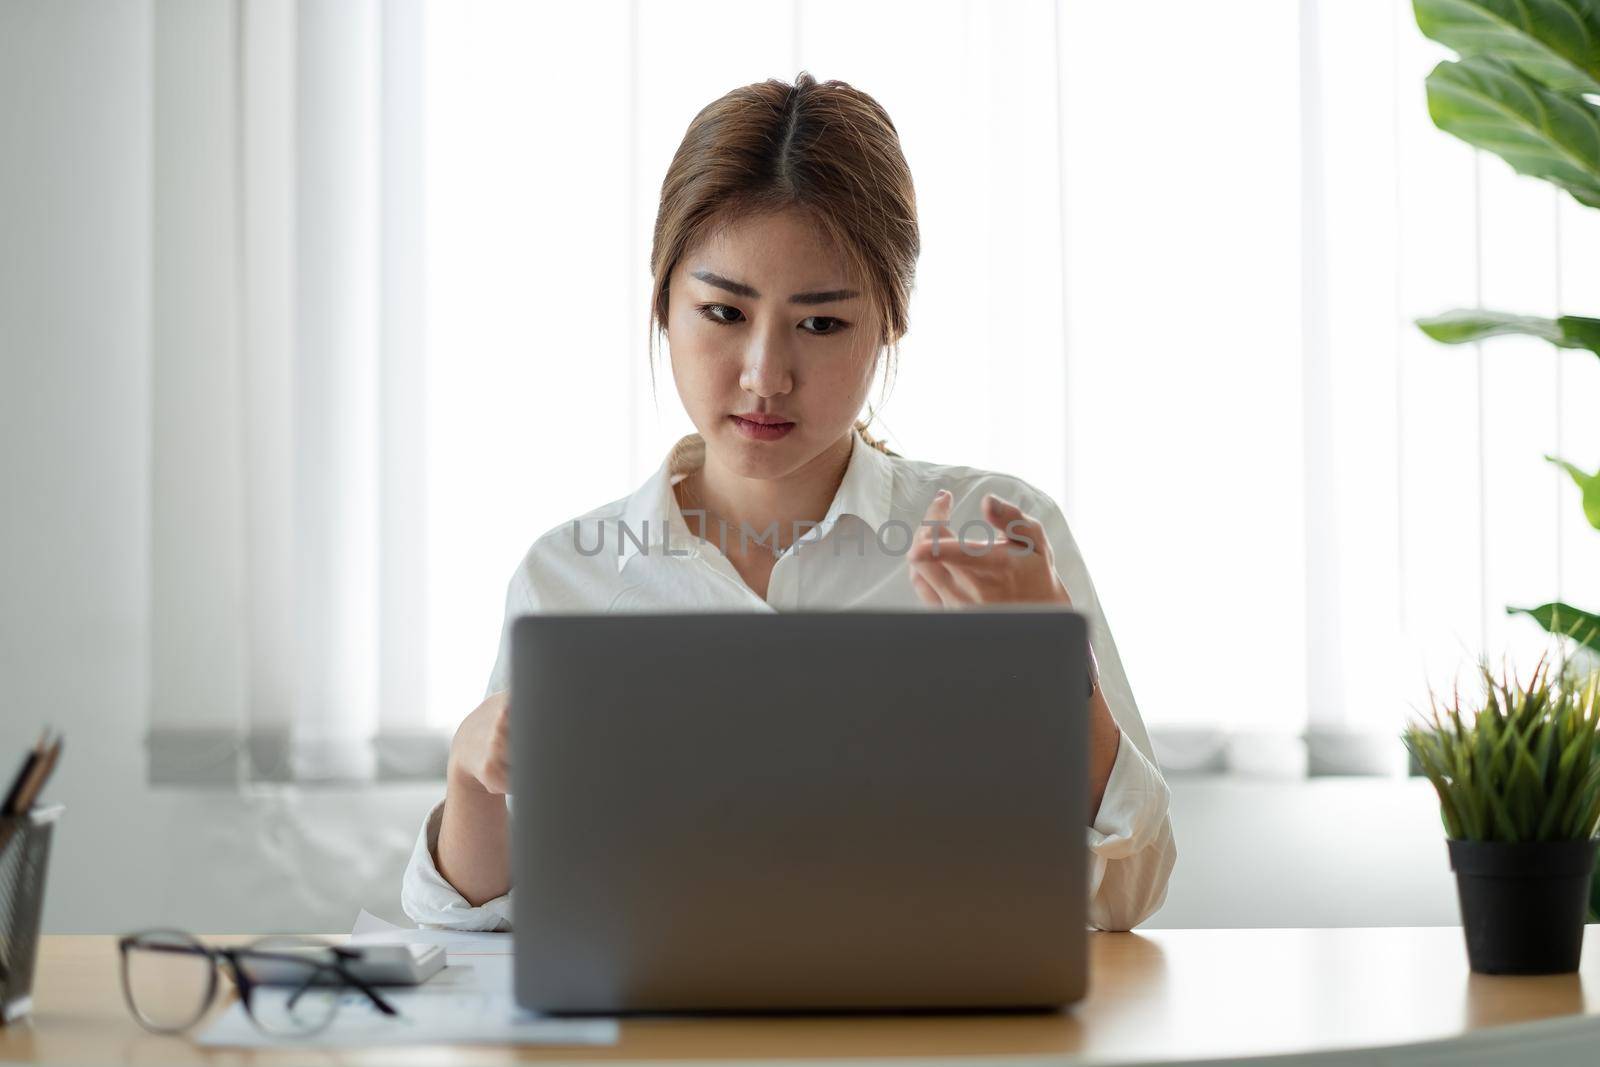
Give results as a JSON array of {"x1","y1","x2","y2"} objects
[
  {"x1": 911, "y1": 558, "x2": 970, "y2": 607},
  {"x1": 915, "y1": 488, "x2": 954, "y2": 549},
  {"x1": 909, "y1": 535, "x2": 1013, "y2": 564},
  {"x1": 983, "y1": 493, "x2": 1047, "y2": 555},
  {"x1": 938, "y1": 558, "x2": 989, "y2": 602}
]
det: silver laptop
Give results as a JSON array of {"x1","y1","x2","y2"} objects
[{"x1": 510, "y1": 607, "x2": 1090, "y2": 1014}]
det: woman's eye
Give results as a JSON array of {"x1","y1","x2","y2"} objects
[
  {"x1": 802, "y1": 316, "x2": 849, "y2": 336},
  {"x1": 695, "y1": 304, "x2": 849, "y2": 336},
  {"x1": 696, "y1": 303, "x2": 744, "y2": 325}
]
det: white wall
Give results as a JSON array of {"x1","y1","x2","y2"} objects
[
  {"x1": 1153, "y1": 778, "x2": 1460, "y2": 929},
  {"x1": 0, "y1": 0, "x2": 1468, "y2": 936},
  {"x1": 0, "y1": 0, "x2": 435, "y2": 937}
]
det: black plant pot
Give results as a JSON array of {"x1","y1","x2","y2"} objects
[{"x1": 1448, "y1": 838, "x2": 1599, "y2": 975}]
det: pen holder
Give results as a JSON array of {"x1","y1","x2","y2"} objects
[{"x1": 0, "y1": 805, "x2": 63, "y2": 1025}]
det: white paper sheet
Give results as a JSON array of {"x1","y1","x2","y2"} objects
[
  {"x1": 349, "y1": 907, "x2": 402, "y2": 937},
  {"x1": 194, "y1": 912, "x2": 615, "y2": 1049},
  {"x1": 348, "y1": 907, "x2": 513, "y2": 955}
]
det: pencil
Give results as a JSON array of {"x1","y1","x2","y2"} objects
[{"x1": 0, "y1": 729, "x2": 47, "y2": 816}]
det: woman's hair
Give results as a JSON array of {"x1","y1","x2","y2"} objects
[{"x1": 649, "y1": 71, "x2": 919, "y2": 459}]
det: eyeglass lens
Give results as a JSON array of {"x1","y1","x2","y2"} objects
[
  {"x1": 237, "y1": 936, "x2": 346, "y2": 1035},
  {"x1": 121, "y1": 930, "x2": 216, "y2": 1033}
]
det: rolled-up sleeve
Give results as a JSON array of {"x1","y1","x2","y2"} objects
[
  {"x1": 400, "y1": 797, "x2": 514, "y2": 931},
  {"x1": 1085, "y1": 729, "x2": 1177, "y2": 931}
]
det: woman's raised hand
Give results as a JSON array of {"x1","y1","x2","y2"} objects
[
  {"x1": 448, "y1": 690, "x2": 512, "y2": 795},
  {"x1": 908, "y1": 488, "x2": 1072, "y2": 609}
]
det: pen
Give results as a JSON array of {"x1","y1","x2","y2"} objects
[
  {"x1": 1, "y1": 729, "x2": 47, "y2": 816},
  {"x1": 12, "y1": 734, "x2": 62, "y2": 814},
  {"x1": 0, "y1": 728, "x2": 56, "y2": 863}
]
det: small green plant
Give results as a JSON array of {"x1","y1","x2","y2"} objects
[
  {"x1": 1404, "y1": 653, "x2": 1600, "y2": 843},
  {"x1": 1403, "y1": 653, "x2": 1600, "y2": 917}
]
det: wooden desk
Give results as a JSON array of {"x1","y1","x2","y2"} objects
[{"x1": 2, "y1": 927, "x2": 1598, "y2": 1064}]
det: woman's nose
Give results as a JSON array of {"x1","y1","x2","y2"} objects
[{"x1": 738, "y1": 328, "x2": 794, "y2": 398}]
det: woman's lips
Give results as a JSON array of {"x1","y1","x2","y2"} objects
[{"x1": 730, "y1": 414, "x2": 795, "y2": 441}]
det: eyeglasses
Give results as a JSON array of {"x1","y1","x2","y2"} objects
[{"x1": 117, "y1": 929, "x2": 399, "y2": 1037}]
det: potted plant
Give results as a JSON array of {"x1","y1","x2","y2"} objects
[{"x1": 1403, "y1": 654, "x2": 1600, "y2": 974}]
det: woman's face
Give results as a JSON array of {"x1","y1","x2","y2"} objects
[{"x1": 666, "y1": 208, "x2": 882, "y2": 481}]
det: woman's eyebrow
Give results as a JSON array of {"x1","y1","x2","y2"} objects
[{"x1": 690, "y1": 270, "x2": 859, "y2": 306}]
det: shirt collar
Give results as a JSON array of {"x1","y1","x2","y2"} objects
[{"x1": 615, "y1": 428, "x2": 895, "y2": 573}]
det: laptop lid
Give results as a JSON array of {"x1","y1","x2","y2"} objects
[{"x1": 511, "y1": 607, "x2": 1089, "y2": 1013}]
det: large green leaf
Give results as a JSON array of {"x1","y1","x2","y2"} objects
[
  {"x1": 1546, "y1": 455, "x2": 1600, "y2": 529},
  {"x1": 1564, "y1": 316, "x2": 1600, "y2": 352},
  {"x1": 1416, "y1": 310, "x2": 1600, "y2": 358},
  {"x1": 1510, "y1": 602, "x2": 1600, "y2": 655},
  {"x1": 1414, "y1": 0, "x2": 1600, "y2": 95},
  {"x1": 1426, "y1": 55, "x2": 1600, "y2": 207}
]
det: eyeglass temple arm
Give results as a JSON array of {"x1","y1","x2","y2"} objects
[
  {"x1": 218, "y1": 949, "x2": 398, "y2": 1019},
  {"x1": 300, "y1": 959, "x2": 400, "y2": 1017}
]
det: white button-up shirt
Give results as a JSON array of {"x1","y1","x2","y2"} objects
[{"x1": 402, "y1": 429, "x2": 1177, "y2": 932}]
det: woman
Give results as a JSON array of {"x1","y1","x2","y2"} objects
[{"x1": 402, "y1": 72, "x2": 1176, "y2": 933}]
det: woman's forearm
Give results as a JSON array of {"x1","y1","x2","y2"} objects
[
  {"x1": 1087, "y1": 684, "x2": 1121, "y2": 823},
  {"x1": 436, "y1": 758, "x2": 511, "y2": 907}
]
